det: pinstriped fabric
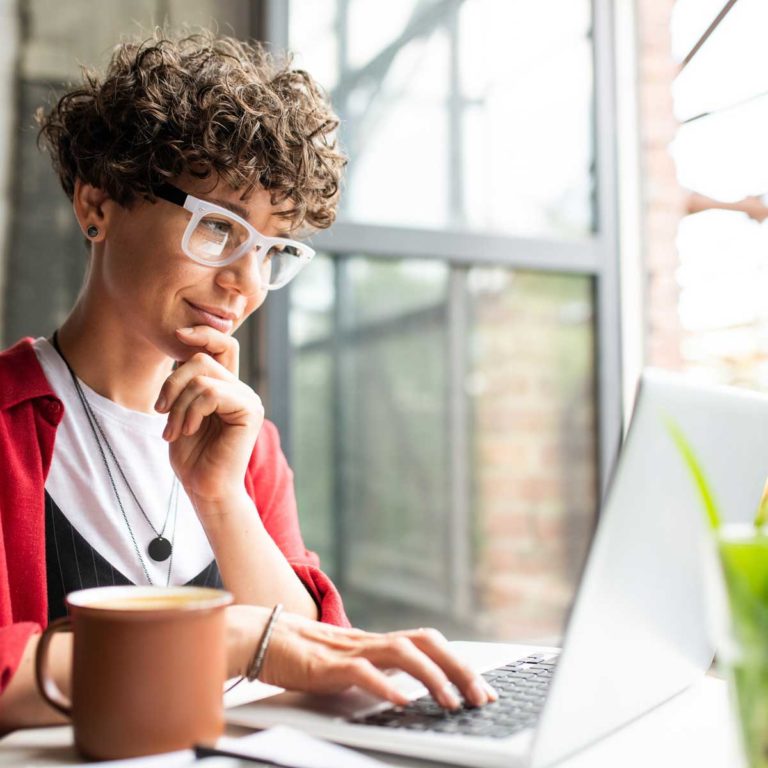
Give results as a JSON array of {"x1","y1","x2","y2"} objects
[
  {"x1": 44, "y1": 491, "x2": 222, "y2": 621},
  {"x1": 46, "y1": 493, "x2": 68, "y2": 616}
]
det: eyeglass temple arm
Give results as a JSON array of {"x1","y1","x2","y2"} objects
[{"x1": 152, "y1": 183, "x2": 188, "y2": 207}]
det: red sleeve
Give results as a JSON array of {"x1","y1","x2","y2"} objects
[
  {"x1": 244, "y1": 420, "x2": 350, "y2": 627},
  {"x1": 0, "y1": 624, "x2": 40, "y2": 693}
]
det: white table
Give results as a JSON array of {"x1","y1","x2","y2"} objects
[{"x1": 0, "y1": 676, "x2": 741, "y2": 767}]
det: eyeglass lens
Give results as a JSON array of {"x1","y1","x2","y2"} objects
[{"x1": 188, "y1": 213, "x2": 304, "y2": 287}]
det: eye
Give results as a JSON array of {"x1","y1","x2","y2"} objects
[
  {"x1": 200, "y1": 217, "x2": 232, "y2": 236},
  {"x1": 268, "y1": 243, "x2": 302, "y2": 258}
]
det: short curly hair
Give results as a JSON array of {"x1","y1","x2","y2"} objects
[{"x1": 36, "y1": 30, "x2": 346, "y2": 233}]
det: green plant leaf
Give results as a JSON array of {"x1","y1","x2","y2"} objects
[
  {"x1": 664, "y1": 415, "x2": 721, "y2": 531},
  {"x1": 754, "y1": 479, "x2": 768, "y2": 530}
]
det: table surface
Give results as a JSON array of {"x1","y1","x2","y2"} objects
[{"x1": 0, "y1": 676, "x2": 742, "y2": 768}]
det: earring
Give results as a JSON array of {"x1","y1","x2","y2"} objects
[{"x1": 86, "y1": 225, "x2": 99, "y2": 238}]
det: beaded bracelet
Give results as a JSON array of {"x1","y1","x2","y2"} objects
[{"x1": 246, "y1": 603, "x2": 284, "y2": 682}]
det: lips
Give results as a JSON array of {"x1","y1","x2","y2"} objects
[{"x1": 184, "y1": 300, "x2": 238, "y2": 333}]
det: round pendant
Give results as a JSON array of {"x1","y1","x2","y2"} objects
[{"x1": 148, "y1": 536, "x2": 172, "y2": 562}]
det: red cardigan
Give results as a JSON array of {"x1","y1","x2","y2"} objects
[{"x1": 0, "y1": 338, "x2": 349, "y2": 692}]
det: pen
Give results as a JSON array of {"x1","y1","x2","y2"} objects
[{"x1": 193, "y1": 744, "x2": 288, "y2": 767}]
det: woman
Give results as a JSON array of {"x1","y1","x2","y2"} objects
[{"x1": 0, "y1": 31, "x2": 495, "y2": 731}]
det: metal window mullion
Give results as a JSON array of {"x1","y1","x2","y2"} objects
[
  {"x1": 331, "y1": 256, "x2": 351, "y2": 589},
  {"x1": 330, "y1": 0, "x2": 351, "y2": 590},
  {"x1": 312, "y1": 223, "x2": 602, "y2": 274},
  {"x1": 264, "y1": 288, "x2": 293, "y2": 460},
  {"x1": 592, "y1": 0, "x2": 623, "y2": 497},
  {"x1": 445, "y1": 4, "x2": 474, "y2": 624},
  {"x1": 447, "y1": 0, "x2": 464, "y2": 226},
  {"x1": 261, "y1": 0, "x2": 289, "y2": 49},
  {"x1": 258, "y1": 0, "x2": 292, "y2": 455},
  {"x1": 447, "y1": 267, "x2": 473, "y2": 621}
]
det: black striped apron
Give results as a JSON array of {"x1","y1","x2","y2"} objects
[{"x1": 44, "y1": 491, "x2": 222, "y2": 621}]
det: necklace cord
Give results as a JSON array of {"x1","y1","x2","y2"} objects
[{"x1": 50, "y1": 331, "x2": 179, "y2": 586}]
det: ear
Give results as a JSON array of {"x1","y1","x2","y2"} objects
[{"x1": 73, "y1": 179, "x2": 112, "y2": 242}]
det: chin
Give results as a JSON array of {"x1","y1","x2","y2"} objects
[{"x1": 152, "y1": 332, "x2": 190, "y2": 363}]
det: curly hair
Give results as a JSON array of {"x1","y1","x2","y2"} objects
[{"x1": 36, "y1": 30, "x2": 346, "y2": 233}]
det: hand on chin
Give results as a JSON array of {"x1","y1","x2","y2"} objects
[{"x1": 154, "y1": 324, "x2": 264, "y2": 502}]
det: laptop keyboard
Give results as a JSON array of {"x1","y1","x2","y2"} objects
[{"x1": 353, "y1": 653, "x2": 558, "y2": 739}]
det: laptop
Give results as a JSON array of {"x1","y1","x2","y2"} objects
[{"x1": 228, "y1": 369, "x2": 762, "y2": 767}]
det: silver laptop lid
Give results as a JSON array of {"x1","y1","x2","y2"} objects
[{"x1": 531, "y1": 368, "x2": 764, "y2": 767}]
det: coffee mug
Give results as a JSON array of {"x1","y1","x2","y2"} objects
[{"x1": 35, "y1": 585, "x2": 233, "y2": 760}]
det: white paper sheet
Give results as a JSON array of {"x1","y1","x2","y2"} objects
[
  {"x1": 217, "y1": 726, "x2": 389, "y2": 768},
  {"x1": 68, "y1": 726, "x2": 386, "y2": 768},
  {"x1": 70, "y1": 749, "x2": 206, "y2": 767}
]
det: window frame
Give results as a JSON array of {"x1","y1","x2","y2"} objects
[{"x1": 257, "y1": 0, "x2": 623, "y2": 620}]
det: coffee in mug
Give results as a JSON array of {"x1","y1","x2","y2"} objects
[{"x1": 35, "y1": 585, "x2": 233, "y2": 760}]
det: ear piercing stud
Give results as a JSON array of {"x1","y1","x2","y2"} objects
[{"x1": 86, "y1": 225, "x2": 99, "y2": 238}]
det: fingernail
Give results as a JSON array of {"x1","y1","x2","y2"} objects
[
  {"x1": 483, "y1": 680, "x2": 499, "y2": 702},
  {"x1": 162, "y1": 423, "x2": 171, "y2": 440},
  {"x1": 439, "y1": 682, "x2": 461, "y2": 711},
  {"x1": 467, "y1": 678, "x2": 487, "y2": 707},
  {"x1": 154, "y1": 395, "x2": 166, "y2": 412},
  {"x1": 176, "y1": 326, "x2": 194, "y2": 335}
]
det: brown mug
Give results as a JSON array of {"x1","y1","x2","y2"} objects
[{"x1": 35, "y1": 585, "x2": 233, "y2": 760}]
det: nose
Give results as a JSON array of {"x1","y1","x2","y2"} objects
[{"x1": 214, "y1": 247, "x2": 267, "y2": 298}]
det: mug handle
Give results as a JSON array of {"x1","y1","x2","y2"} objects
[{"x1": 34, "y1": 617, "x2": 73, "y2": 718}]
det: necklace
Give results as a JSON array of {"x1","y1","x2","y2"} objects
[{"x1": 51, "y1": 331, "x2": 179, "y2": 584}]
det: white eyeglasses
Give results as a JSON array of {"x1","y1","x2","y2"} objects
[{"x1": 153, "y1": 183, "x2": 315, "y2": 290}]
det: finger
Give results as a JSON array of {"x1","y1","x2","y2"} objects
[
  {"x1": 179, "y1": 388, "x2": 219, "y2": 439},
  {"x1": 361, "y1": 637, "x2": 461, "y2": 710},
  {"x1": 175, "y1": 326, "x2": 239, "y2": 376},
  {"x1": 156, "y1": 352, "x2": 234, "y2": 414},
  {"x1": 164, "y1": 379, "x2": 215, "y2": 442},
  {"x1": 163, "y1": 377, "x2": 256, "y2": 441},
  {"x1": 393, "y1": 628, "x2": 495, "y2": 706},
  {"x1": 333, "y1": 658, "x2": 410, "y2": 707}
]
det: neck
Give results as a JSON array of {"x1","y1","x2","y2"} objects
[{"x1": 56, "y1": 298, "x2": 174, "y2": 414}]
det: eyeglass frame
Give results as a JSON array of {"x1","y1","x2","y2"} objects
[{"x1": 151, "y1": 182, "x2": 315, "y2": 290}]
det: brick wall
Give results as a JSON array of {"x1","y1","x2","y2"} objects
[
  {"x1": 636, "y1": 0, "x2": 685, "y2": 369},
  {"x1": 471, "y1": 272, "x2": 598, "y2": 641}
]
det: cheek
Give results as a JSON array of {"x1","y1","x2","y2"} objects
[
  {"x1": 247, "y1": 290, "x2": 269, "y2": 316},
  {"x1": 232, "y1": 291, "x2": 268, "y2": 333}
]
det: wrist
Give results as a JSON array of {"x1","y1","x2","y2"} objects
[
  {"x1": 225, "y1": 605, "x2": 270, "y2": 678},
  {"x1": 190, "y1": 489, "x2": 255, "y2": 522}
]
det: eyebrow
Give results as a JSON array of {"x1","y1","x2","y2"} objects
[
  {"x1": 208, "y1": 197, "x2": 250, "y2": 219},
  {"x1": 208, "y1": 197, "x2": 294, "y2": 239}
]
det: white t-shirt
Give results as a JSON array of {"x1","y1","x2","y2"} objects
[{"x1": 33, "y1": 337, "x2": 215, "y2": 585}]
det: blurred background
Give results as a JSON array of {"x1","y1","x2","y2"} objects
[{"x1": 0, "y1": 0, "x2": 761, "y2": 643}]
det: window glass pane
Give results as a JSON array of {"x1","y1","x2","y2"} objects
[
  {"x1": 293, "y1": 351, "x2": 336, "y2": 567},
  {"x1": 342, "y1": 318, "x2": 450, "y2": 611},
  {"x1": 671, "y1": 100, "x2": 768, "y2": 201},
  {"x1": 671, "y1": 2, "x2": 768, "y2": 389},
  {"x1": 345, "y1": 258, "x2": 448, "y2": 326},
  {"x1": 670, "y1": 0, "x2": 729, "y2": 62},
  {"x1": 290, "y1": 254, "x2": 335, "y2": 346},
  {"x1": 468, "y1": 270, "x2": 597, "y2": 639},
  {"x1": 289, "y1": 0, "x2": 594, "y2": 238},
  {"x1": 291, "y1": 257, "x2": 453, "y2": 622},
  {"x1": 672, "y1": 0, "x2": 768, "y2": 124}
]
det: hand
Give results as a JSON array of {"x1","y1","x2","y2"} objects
[
  {"x1": 227, "y1": 607, "x2": 497, "y2": 710},
  {"x1": 742, "y1": 195, "x2": 768, "y2": 223},
  {"x1": 155, "y1": 326, "x2": 264, "y2": 504}
]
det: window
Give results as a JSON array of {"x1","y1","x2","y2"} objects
[
  {"x1": 266, "y1": 0, "x2": 622, "y2": 640},
  {"x1": 671, "y1": 0, "x2": 768, "y2": 388}
]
